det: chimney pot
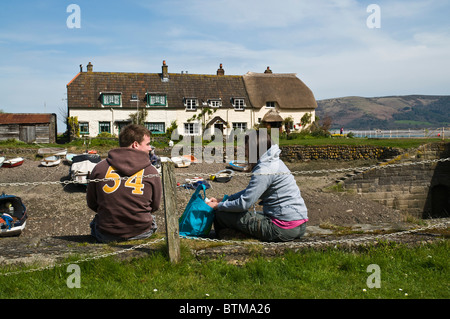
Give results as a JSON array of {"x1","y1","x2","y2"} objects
[
  {"x1": 217, "y1": 63, "x2": 225, "y2": 76},
  {"x1": 161, "y1": 60, "x2": 169, "y2": 81},
  {"x1": 87, "y1": 62, "x2": 93, "y2": 72}
]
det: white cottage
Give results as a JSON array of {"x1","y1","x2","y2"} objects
[{"x1": 67, "y1": 61, "x2": 317, "y2": 138}]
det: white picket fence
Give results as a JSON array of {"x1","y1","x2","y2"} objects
[{"x1": 331, "y1": 127, "x2": 448, "y2": 139}]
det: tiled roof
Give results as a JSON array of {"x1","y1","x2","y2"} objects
[
  {"x1": 67, "y1": 72, "x2": 251, "y2": 109},
  {"x1": 0, "y1": 113, "x2": 54, "y2": 124}
]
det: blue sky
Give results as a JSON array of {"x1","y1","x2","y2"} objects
[{"x1": 1, "y1": 0, "x2": 449, "y2": 132}]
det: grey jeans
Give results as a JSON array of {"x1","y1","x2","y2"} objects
[
  {"x1": 214, "y1": 210, "x2": 306, "y2": 242},
  {"x1": 90, "y1": 215, "x2": 157, "y2": 243}
]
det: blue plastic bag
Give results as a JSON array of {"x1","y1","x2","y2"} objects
[{"x1": 179, "y1": 184, "x2": 226, "y2": 237}]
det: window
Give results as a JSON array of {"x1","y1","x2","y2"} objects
[
  {"x1": 232, "y1": 98, "x2": 245, "y2": 110},
  {"x1": 101, "y1": 93, "x2": 121, "y2": 106},
  {"x1": 185, "y1": 98, "x2": 198, "y2": 110},
  {"x1": 184, "y1": 123, "x2": 200, "y2": 135},
  {"x1": 79, "y1": 122, "x2": 89, "y2": 135},
  {"x1": 147, "y1": 94, "x2": 167, "y2": 106},
  {"x1": 117, "y1": 121, "x2": 131, "y2": 134},
  {"x1": 266, "y1": 101, "x2": 275, "y2": 108},
  {"x1": 232, "y1": 122, "x2": 247, "y2": 131},
  {"x1": 208, "y1": 99, "x2": 222, "y2": 108},
  {"x1": 145, "y1": 122, "x2": 165, "y2": 134},
  {"x1": 99, "y1": 122, "x2": 111, "y2": 134}
]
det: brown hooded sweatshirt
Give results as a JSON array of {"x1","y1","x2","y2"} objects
[{"x1": 87, "y1": 147, "x2": 162, "y2": 239}]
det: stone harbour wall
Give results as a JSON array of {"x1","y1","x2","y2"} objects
[
  {"x1": 342, "y1": 142, "x2": 450, "y2": 219},
  {"x1": 279, "y1": 145, "x2": 401, "y2": 162}
]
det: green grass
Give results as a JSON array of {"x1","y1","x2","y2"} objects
[
  {"x1": 1, "y1": 241, "x2": 448, "y2": 299},
  {"x1": 278, "y1": 137, "x2": 444, "y2": 149},
  {"x1": 1, "y1": 135, "x2": 445, "y2": 152}
]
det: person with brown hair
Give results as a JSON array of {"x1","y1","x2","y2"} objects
[
  {"x1": 87, "y1": 124, "x2": 162, "y2": 243},
  {"x1": 207, "y1": 129, "x2": 308, "y2": 242}
]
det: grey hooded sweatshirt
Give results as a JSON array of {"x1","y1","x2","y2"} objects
[{"x1": 217, "y1": 144, "x2": 307, "y2": 221}]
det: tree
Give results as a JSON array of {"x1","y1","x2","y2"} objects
[
  {"x1": 300, "y1": 113, "x2": 312, "y2": 127},
  {"x1": 67, "y1": 116, "x2": 80, "y2": 139},
  {"x1": 186, "y1": 107, "x2": 217, "y2": 132},
  {"x1": 129, "y1": 108, "x2": 148, "y2": 126}
]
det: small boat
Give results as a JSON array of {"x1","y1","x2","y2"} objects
[
  {"x1": 2, "y1": 157, "x2": 24, "y2": 168},
  {"x1": 0, "y1": 193, "x2": 28, "y2": 237},
  {"x1": 210, "y1": 169, "x2": 234, "y2": 183},
  {"x1": 41, "y1": 155, "x2": 61, "y2": 167},
  {"x1": 38, "y1": 147, "x2": 67, "y2": 156},
  {"x1": 0, "y1": 156, "x2": 5, "y2": 168},
  {"x1": 171, "y1": 156, "x2": 191, "y2": 168},
  {"x1": 65, "y1": 153, "x2": 77, "y2": 164},
  {"x1": 70, "y1": 153, "x2": 102, "y2": 185},
  {"x1": 226, "y1": 160, "x2": 248, "y2": 172}
]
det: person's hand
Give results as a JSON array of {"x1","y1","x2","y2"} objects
[{"x1": 207, "y1": 197, "x2": 220, "y2": 209}]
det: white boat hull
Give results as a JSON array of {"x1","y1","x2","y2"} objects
[
  {"x1": 2, "y1": 157, "x2": 24, "y2": 168},
  {"x1": 0, "y1": 221, "x2": 26, "y2": 237},
  {"x1": 41, "y1": 155, "x2": 61, "y2": 167}
]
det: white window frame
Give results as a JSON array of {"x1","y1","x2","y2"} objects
[
  {"x1": 184, "y1": 122, "x2": 200, "y2": 135},
  {"x1": 232, "y1": 122, "x2": 247, "y2": 131},
  {"x1": 208, "y1": 99, "x2": 222, "y2": 108},
  {"x1": 184, "y1": 98, "x2": 198, "y2": 110},
  {"x1": 266, "y1": 101, "x2": 275, "y2": 108},
  {"x1": 232, "y1": 98, "x2": 246, "y2": 110}
]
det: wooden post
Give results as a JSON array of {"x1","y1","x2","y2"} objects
[{"x1": 161, "y1": 161, "x2": 181, "y2": 263}]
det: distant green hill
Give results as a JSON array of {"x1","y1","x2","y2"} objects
[{"x1": 316, "y1": 95, "x2": 450, "y2": 130}]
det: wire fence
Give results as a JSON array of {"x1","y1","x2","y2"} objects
[{"x1": 331, "y1": 127, "x2": 448, "y2": 139}]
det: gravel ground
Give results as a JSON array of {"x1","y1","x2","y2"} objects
[{"x1": 0, "y1": 153, "x2": 408, "y2": 240}]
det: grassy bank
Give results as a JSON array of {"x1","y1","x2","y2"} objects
[
  {"x1": 1, "y1": 240, "x2": 448, "y2": 299},
  {"x1": 278, "y1": 137, "x2": 444, "y2": 149},
  {"x1": 1, "y1": 136, "x2": 445, "y2": 153}
]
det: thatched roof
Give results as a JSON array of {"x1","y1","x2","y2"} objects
[
  {"x1": 262, "y1": 109, "x2": 284, "y2": 122},
  {"x1": 242, "y1": 72, "x2": 317, "y2": 110}
]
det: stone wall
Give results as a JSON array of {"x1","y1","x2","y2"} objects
[
  {"x1": 175, "y1": 144, "x2": 402, "y2": 162},
  {"x1": 279, "y1": 145, "x2": 401, "y2": 162},
  {"x1": 342, "y1": 142, "x2": 450, "y2": 219}
]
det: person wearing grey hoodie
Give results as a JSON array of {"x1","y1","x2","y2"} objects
[
  {"x1": 207, "y1": 130, "x2": 308, "y2": 242},
  {"x1": 87, "y1": 124, "x2": 162, "y2": 243}
]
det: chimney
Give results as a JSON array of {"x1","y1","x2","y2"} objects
[
  {"x1": 87, "y1": 62, "x2": 93, "y2": 73},
  {"x1": 217, "y1": 63, "x2": 225, "y2": 76},
  {"x1": 161, "y1": 60, "x2": 169, "y2": 81},
  {"x1": 264, "y1": 66, "x2": 272, "y2": 74}
]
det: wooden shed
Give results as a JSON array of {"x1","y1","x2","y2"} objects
[{"x1": 0, "y1": 113, "x2": 57, "y2": 143}]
